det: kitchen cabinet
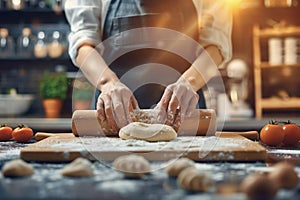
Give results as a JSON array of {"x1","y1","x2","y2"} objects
[
  {"x1": 0, "y1": 7, "x2": 73, "y2": 67},
  {"x1": 0, "y1": 6, "x2": 77, "y2": 117},
  {"x1": 253, "y1": 24, "x2": 300, "y2": 118}
]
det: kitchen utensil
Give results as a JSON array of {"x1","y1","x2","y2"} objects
[
  {"x1": 20, "y1": 132, "x2": 266, "y2": 162},
  {"x1": 71, "y1": 109, "x2": 217, "y2": 137},
  {"x1": 0, "y1": 94, "x2": 34, "y2": 116}
]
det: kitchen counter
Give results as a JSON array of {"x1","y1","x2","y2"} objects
[
  {"x1": 1, "y1": 117, "x2": 300, "y2": 133},
  {"x1": 1, "y1": 116, "x2": 300, "y2": 199},
  {"x1": 0, "y1": 139, "x2": 300, "y2": 200}
]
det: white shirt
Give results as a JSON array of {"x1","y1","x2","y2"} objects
[{"x1": 64, "y1": 0, "x2": 232, "y2": 66}]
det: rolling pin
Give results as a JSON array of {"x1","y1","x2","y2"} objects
[{"x1": 72, "y1": 109, "x2": 216, "y2": 137}]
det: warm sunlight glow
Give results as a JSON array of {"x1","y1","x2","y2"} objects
[{"x1": 223, "y1": 0, "x2": 242, "y2": 10}]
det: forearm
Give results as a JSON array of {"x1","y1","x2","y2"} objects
[
  {"x1": 76, "y1": 44, "x2": 119, "y2": 92},
  {"x1": 182, "y1": 45, "x2": 223, "y2": 91}
]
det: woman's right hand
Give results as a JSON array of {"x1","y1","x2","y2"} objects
[{"x1": 96, "y1": 81, "x2": 139, "y2": 133}]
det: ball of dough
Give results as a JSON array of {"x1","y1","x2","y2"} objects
[
  {"x1": 61, "y1": 157, "x2": 94, "y2": 177},
  {"x1": 177, "y1": 166, "x2": 213, "y2": 192},
  {"x1": 165, "y1": 158, "x2": 195, "y2": 177},
  {"x1": 113, "y1": 154, "x2": 151, "y2": 178},
  {"x1": 1, "y1": 159, "x2": 34, "y2": 177},
  {"x1": 240, "y1": 173, "x2": 278, "y2": 200},
  {"x1": 119, "y1": 122, "x2": 177, "y2": 142},
  {"x1": 268, "y1": 162, "x2": 299, "y2": 189}
]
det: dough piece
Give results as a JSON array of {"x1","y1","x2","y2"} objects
[
  {"x1": 119, "y1": 122, "x2": 177, "y2": 142},
  {"x1": 113, "y1": 154, "x2": 151, "y2": 178},
  {"x1": 61, "y1": 157, "x2": 94, "y2": 177},
  {"x1": 166, "y1": 158, "x2": 195, "y2": 177},
  {"x1": 241, "y1": 173, "x2": 278, "y2": 200},
  {"x1": 177, "y1": 166, "x2": 213, "y2": 192},
  {"x1": 1, "y1": 159, "x2": 34, "y2": 177},
  {"x1": 268, "y1": 162, "x2": 299, "y2": 189}
]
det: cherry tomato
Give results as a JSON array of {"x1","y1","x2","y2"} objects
[
  {"x1": 12, "y1": 125, "x2": 34, "y2": 143},
  {"x1": 282, "y1": 122, "x2": 300, "y2": 146},
  {"x1": 0, "y1": 125, "x2": 13, "y2": 141},
  {"x1": 260, "y1": 123, "x2": 284, "y2": 146}
]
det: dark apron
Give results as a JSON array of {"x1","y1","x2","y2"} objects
[{"x1": 95, "y1": 0, "x2": 206, "y2": 109}]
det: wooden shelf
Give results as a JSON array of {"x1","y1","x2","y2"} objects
[
  {"x1": 255, "y1": 26, "x2": 300, "y2": 38},
  {"x1": 261, "y1": 97, "x2": 300, "y2": 109},
  {"x1": 259, "y1": 62, "x2": 300, "y2": 68},
  {"x1": 253, "y1": 24, "x2": 300, "y2": 118}
]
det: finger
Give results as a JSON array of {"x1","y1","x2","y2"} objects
[
  {"x1": 111, "y1": 91, "x2": 127, "y2": 128},
  {"x1": 167, "y1": 84, "x2": 185, "y2": 113},
  {"x1": 165, "y1": 95, "x2": 179, "y2": 127},
  {"x1": 96, "y1": 97, "x2": 105, "y2": 122},
  {"x1": 157, "y1": 86, "x2": 173, "y2": 123},
  {"x1": 159, "y1": 85, "x2": 173, "y2": 111},
  {"x1": 173, "y1": 108, "x2": 182, "y2": 132},
  {"x1": 121, "y1": 92, "x2": 135, "y2": 124},
  {"x1": 129, "y1": 96, "x2": 139, "y2": 122},
  {"x1": 130, "y1": 95, "x2": 139, "y2": 110},
  {"x1": 166, "y1": 84, "x2": 185, "y2": 126},
  {"x1": 102, "y1": 94, "x2": 118, "y2": 132}
]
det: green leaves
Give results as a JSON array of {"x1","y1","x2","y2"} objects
[{"x1": 39, "y1": 71, "x2": 68, "y2": 99}]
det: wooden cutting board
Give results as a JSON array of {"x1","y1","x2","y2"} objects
[{"x1": 20, "y1": 132, "x2": 266, "y2": 162}]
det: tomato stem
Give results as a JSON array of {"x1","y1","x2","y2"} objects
[{"x1": 17, "y1": 124, "x2": 28, "y2": 128}]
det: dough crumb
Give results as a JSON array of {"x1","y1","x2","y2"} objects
[
  {"x1": 119, "y1": 122, "x2": 177, "y2": 142},
  {"x1": 113, "y1": 154, "x2": 151, "y2": 178},
  {"x1": 166, "y1": 157, "x2": 195, "y2": 177},
  {"x1": 61, "y1": 157, "x2": 94, "y2": 177},
  {"x1": 177, "y1": 166, "x2": 214, "y2": 192},
  {"x1": 1, "y1": 159, "x2": 34, "y2": 177}
]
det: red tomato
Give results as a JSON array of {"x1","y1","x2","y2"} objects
[
  {"x1": 260, "y1": 123, "x2": 284, "y2": 146},
  {"x1": 282, "y1": 123, "x2": 300, "y2": 146},
  {"x1": 0, "y1": 126, "x2": 13, "y2": 141},
  {"x1": 12, "y1": 125, "x2": 34, "y2": 143}
]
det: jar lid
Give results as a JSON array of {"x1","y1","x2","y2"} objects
[{"x1": 22, "y1": 28, "x2": 31, "y2": 36}]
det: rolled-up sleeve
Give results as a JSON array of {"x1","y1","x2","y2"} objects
[
  {"x1": 194, "y1": 0, "x2": 232, "y2": 64},
  {"x1": 64, "y1": 0, "x2": 103, "y2": 65}
]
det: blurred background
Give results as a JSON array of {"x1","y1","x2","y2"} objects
[{"x1": 0, "y1": 0, "x2": 300, "y2": 119}]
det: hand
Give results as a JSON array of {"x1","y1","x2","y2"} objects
[
  {"x1": 96, "y1": 81, "x2": 139, "y2": 133},
  {"x1": 155, "y1": 77, "x2": 199, "y2": 130}
]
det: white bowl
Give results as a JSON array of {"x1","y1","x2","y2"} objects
[{"x1": 0, "y1": 94, "x2": 34, "y2": 116}]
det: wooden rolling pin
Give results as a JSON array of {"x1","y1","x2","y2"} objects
[{"x1": 72, "y1": 109, "x2": 216, "y2": 137}]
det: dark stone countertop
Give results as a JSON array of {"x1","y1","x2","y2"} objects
[
  {"x1": 1, "y1": 116, "x2": 300, "y2": 199},
  {"x1": 1, "y1": 139, "x2": 300, "y2": 200}
]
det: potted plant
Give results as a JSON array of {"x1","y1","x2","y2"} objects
[
  {"x1": 39, "y1": 71, "x2": 68, "y2": 118},
  {"x1": 72, "y1": 78, "x2": 94, "y2": 110}
]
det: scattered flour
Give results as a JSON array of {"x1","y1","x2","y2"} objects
[{"x1": 97, "y1": 180, "x2": 139, "y2": 194}]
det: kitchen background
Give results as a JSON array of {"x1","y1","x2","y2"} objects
[{"x1": 0, "y1": 0, "x2": 300, "y2": 119}]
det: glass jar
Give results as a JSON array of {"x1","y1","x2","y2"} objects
[
  {"x1": 6, "y1": 0, "x2": 26, "y2": 10},
  {"x1": 48, "y1": 31, "x2": 64, "y2": 58},
  {"x1": 0, "y1": 28, "x2": 15, "y2": 58},
  {"x1": 34, "y1": 31, "x2": 48, "y2": 58},
  {"x1": 17, "y1": 27, "x2": 35, "y2": 58},
  {"x1": 264, "y1": 0, "x2": 294, "y2": 7}
]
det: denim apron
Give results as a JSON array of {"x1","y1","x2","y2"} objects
[{"x1": 95, "y1": 0, "x2": 206, "y2": 109}]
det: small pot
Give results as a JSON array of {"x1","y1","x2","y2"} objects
[{"x1": 42, "y1": 98, "x2": 63, "y2": 118}]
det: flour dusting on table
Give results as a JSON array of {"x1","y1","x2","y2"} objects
[{"x1": 47, "y1": 136, "x2": 249, "y2": 152}]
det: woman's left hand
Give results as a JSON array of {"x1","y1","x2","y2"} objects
[{"x1": 154, "y1": 77, "x2": 199, "y2": 131}]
